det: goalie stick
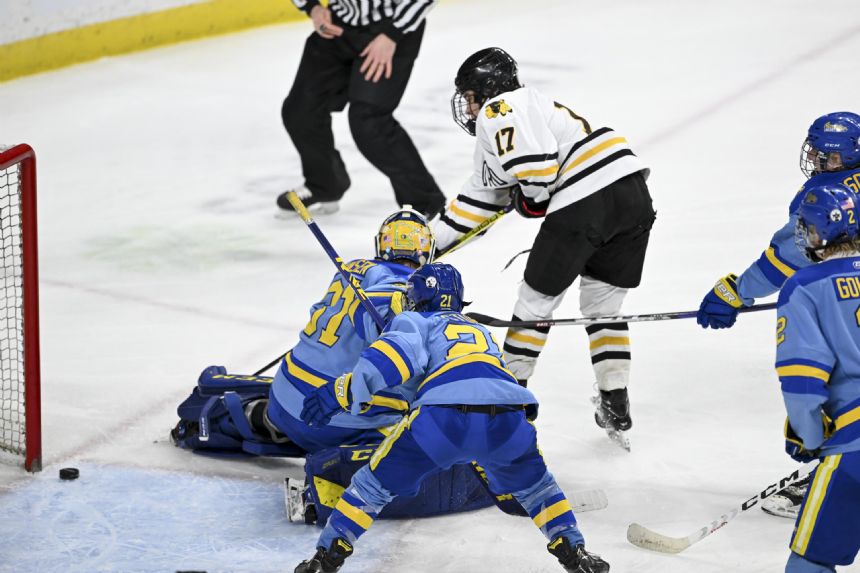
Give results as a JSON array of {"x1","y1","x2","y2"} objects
[
  {"x1": 466, "y1": 301, "x2": 777, "y2": 329},
  {"x1": 626, "y1": 463, "x2": 816, "y2": 554}
]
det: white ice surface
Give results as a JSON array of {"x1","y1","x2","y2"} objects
[{"x1": 1, "y1": 0, "x2": 860, "y2": 571}]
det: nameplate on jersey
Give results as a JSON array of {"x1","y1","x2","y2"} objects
[
  {"x1": 485, "y1": 100, "x2": 513, "y2": 119},
  {"x1": 344, "y1": 260, "x2": 376, "y2": 275},
  {"x1": 832, "y1": 276, "x2": 860, "y2": 300}
]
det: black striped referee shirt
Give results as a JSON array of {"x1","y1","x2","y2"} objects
[{"x1": 292, "y1": 0, "x2": 436, "y2": 41}]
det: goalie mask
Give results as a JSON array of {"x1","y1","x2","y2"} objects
[
  {"x1": 451, "y1": 47, "x2": 522, "y2": 136},
  {"x1": 795, "y1": 183, "x2": 860, "y2": 261},
  {"x1": 406, "y1": 263, "x2": 465, "y2": 312},
  {"x1": 799, "y1": 112, "x2": 860, "y2": 178},
  {"x1": 375, "y1": 206, "x2": 436, "y2": 266}
]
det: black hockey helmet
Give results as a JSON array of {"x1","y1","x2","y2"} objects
[{"x1": 451, "y1": 47, "x2": 522, "y2": 135}]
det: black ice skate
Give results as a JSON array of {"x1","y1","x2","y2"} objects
[
  {"x1": 277, "y1": 186, "x2": 339, "y2": 217},
  {"x1": 761, "y1": 474, "x2": 810, "y2": 519},
  {"x1": 548, "y1": 536, "x2": 610, "y2": 573},
  {"x1": 295, "y1": 538, "x2": 353, "y2": 573},
  {"x1": 591, "y1": 388, "x2": 632, "y2": 452}
]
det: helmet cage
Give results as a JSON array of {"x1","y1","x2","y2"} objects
[
  {"x1": 375, "y1": 206, "x2": 436, "y2": 266},
  {"x1": 799, "y1": 112, "x2": 860, "y2": 178}
]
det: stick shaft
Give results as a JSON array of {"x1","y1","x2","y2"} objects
[
  {"x1": 437, "y1": 203, "x2": 512, "y2": 259},
  {"x1": 468, "y1": 302, "x2": 777, "y2": 328}
]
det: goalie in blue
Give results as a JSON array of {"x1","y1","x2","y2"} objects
[
  {"x1": 697, "y1": 111, "x2": 860, "y2": 519},
  {"x1": 294, "y1": 263, "x2": 610, "y2": 573},
  {"x1": 777, "y1": 183, "x2": 860, "y2": 573},
  {"x1": 171, "y1": 206, "x2": 435, "y2": 455}
]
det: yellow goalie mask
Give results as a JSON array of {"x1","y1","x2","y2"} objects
[{"x1": 375, "y1": 206, "x2": 436, "y2": 266}]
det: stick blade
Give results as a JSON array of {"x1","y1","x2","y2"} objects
[
  {"x1": 626, "y1": 523, "x2": 691, "y2": 554},
  {"x1": 569, "y1": 489, "x2": 608, "y2": 513}
]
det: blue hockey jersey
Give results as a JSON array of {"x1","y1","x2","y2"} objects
[
  {"x1": 343, "y1": 311, "x2": 538, "y2": 413},
  {"x1": 776, "y1": 256, "x2": 860, "y2": 455},
  {"x1": 737, "y1": 167, "x2": 860, "y2": 303},
  {"x1": 271, "y1": 259, "x2": 413, "y2": 429}
]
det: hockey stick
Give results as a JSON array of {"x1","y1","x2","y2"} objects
[
  {"x1": 437, "y1": 202, "x2": 513, "y2": 259},
  {"x1": 466, "y1": 301, "x2": 777, "y2": 329},
  {"x1": 252, "y1": 192, "x2": 389, "y2": 376},
  {"x1": 626, "y1": 463, "x2": 816, "y2": 554}
]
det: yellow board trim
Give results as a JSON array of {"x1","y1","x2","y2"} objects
[
  {"x1": 776, "y1": 365, "x2": 831, "y2": 383},
  {"x1": 561, "y1": 137, "x2": 627, "y2": 176},
  {"x1": 764, "y1": 247, "x2": 796, "y2": 279},
  {"x1": 589, "y1": 336, "x2": 630, "y2": 351},
  {"x1": 506, "y1": 330, "x2": 547, "y2": 347},
  {"x1": 791, "y1": 454, "x2": 841, "y2": 555},
  {"x1": 835, "y1": 405, "x2": 860, "y2": 431},
  {"x1": 369, "y1": 340, "x2": 411, "y2": 383},
  {"x1": 449, "y1": 202, "x2": 489, "y2": 224},
  {"x1": 285, "y1": 352, "x2": 328, "y2": 388},
  {"x1": 1, "y1": 0, "x2": 305, "y2": 82},
  {"x1": 532, "y1": 499, "x2": 572, "y2": 528},
  {"x1": 514, "y1": 164, "x2": 559, "y2": 179},
  {"x1": 334, "y1": 498, "x2": 374, "y2": 530}
]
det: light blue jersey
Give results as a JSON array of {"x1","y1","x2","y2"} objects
[
  {"x1": 776, "y1": 256, "x2": 860, "y2": 455},
  {"x1": 346, "y1": 311, "x2": 537, "y2": 412},
  {"x1": 270, "y1": 259, "x2": 413, "y2": 430},
  {"x1": 737, "y1": 168, "x2": 860, "y2": 303}
]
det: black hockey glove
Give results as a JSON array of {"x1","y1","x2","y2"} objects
[{"x1": 513, "y1": 186, "x2": 549, "y2": 219}]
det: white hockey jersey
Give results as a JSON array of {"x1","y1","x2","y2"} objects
[{"x1": 435, "y1": 86, "x2": 648, "y2": 251}]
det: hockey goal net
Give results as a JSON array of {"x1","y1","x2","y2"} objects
[{"x1": 0, "y1": 144, "x2": 41, "y2": 472}]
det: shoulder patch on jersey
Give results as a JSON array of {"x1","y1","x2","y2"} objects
[
  {"x1": 485, "y1": 100, "x2": 513, "y2": 119},
  {"x1": 482, "y1": 160, "x2": 508, "y2": 187}
]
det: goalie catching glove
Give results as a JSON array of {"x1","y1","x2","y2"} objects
[
  {"x1": 697, "y1": 273, "x2": 746, "y2": 329},
  {"x1": 512, "y1": 185, "x2": 550, "y2": 219}
]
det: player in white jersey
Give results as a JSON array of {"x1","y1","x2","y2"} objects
[{"x1": 436, "y1": 47, "x2": 655, "y2": 449}]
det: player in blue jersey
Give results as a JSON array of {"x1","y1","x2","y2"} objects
[
  {"x1": 777, "y1": 183, "x2": 860, "y2": 573},
  {"x1": 171, "y1": 206, "x2": 435, "y2": 455},
  {"x1": 295, "y1": 263, "x2": 610, "y2": 573},
  {"x1": 697, "y1": 111, "x2": 860, "y2": 518}
]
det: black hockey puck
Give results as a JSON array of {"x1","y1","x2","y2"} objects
[{"x1": 59, "y1": 467, "x2": 79, "y2": 480}]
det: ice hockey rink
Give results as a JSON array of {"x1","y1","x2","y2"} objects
[{"x1": 2, "y1": 0, "x2": 860, "y2": 571}]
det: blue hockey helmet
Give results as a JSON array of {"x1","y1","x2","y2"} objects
[
  {"x1": 375, "y1": 206, "x2": 436, "y2": 266},
  {"x1": 800, "y1": 112, "x2": 860, "y2": 178},
  {"x1": 795, "y1": 183, "x2": 860, "y2": 261},
  {"x1": 405, "y1": 263, "x2": 465, "y2": 312}
]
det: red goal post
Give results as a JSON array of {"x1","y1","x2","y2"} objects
[{"x1": 0, "y1": 144, "x2": 41, "y2": 472}]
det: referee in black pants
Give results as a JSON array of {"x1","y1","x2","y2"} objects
[{"x1": 280, "y1": 0, "x2": 446, "y2": 219}]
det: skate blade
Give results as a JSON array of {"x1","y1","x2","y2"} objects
[
  {"x1": 284, "y1": 477, "x2": 307, "y2": 522},
  {"x1": 606, "y1": 428, "x2": 631, "y2": 452},
  {"x1": 760, "y1": 504, "x2": 799, "y2": 519}
]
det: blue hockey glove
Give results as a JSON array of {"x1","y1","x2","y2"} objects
[
  {"x1": 696, "y1": 273, "x2": 744, "y2": 329},
  {"x1": 784, "y1": 420, "x2": 818, "y2": 463},
  {"x1": 513, "y1": 186, "x2": 549, "y2": 219},
  {"x1": 300, "y1": 375, "x2": 351, "y2": 427}
]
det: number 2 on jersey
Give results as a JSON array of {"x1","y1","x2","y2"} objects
[{"x1": 444, "y1": 323, "x2": 492, "y2": 359}]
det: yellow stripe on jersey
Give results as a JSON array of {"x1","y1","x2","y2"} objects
[
  {"x1": 765, "y1": 247, "x2": 796, "y2": 279},
  {"x1": 418, "y1": 354, "x2": 512, "y2": 390},
  {"x1": 835, "y1": 405, "x2": 860, "y2": 431},
  {"x1": 285, "y1": 352, "x2": 328, "y2": 388},
  {"x1": 776, "y1": 365, "x2": 831, "y2": 383},
  {"x1": 369, "y1": 394, "x2": 409, "y2": 411},
  {"x1": 449, "y1": 202, "x2": 488, "y2": 224},
  {"x1": 791, "y1": 455, "x2": 841, "y2": 555},
  {"x1": 589, "y1": 336, "x2": 630, "y2": 350},
  {"x1": 334, "y1": 498, "x2": 374, "y2": 530},
  {"x1": 514, "y1": 164, "x2": 559, "y2": 179},
  {"x1": 506, "y1": 330, "x2": 547, "y2": 347},
  {"x1": 369, "y1": 340, "x2": 411, "y2": 383},
  {"x1": 561, "y1": 137, "x2": 627, "y2": 176},
  {"x1": 532, "y1": 499, "x2": 572, "y2": 528}
]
